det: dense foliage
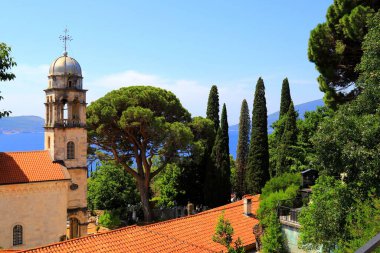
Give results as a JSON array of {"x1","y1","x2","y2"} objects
[
  {"x1": 87, "y1": 162, "x2": 139, "y2": 211},
  {"x1": 257, "y1": 173, "x2": 300, "y2": 253},
  {"x1": 311, "y1": 11, "x2": 380, "y2": 195},
  {"x1": 212, "y1": 212, "x2": 245, "y2": 253},
  {"x1": 308, "y1": 0, "x2": 380, "y2": 107},
  {"x1": 356, "y1": 7, "x2": 380, "y2": 88},
  {"x1": 299, "y1": 176, "x2": 350, "y2": 252},
  {"x1": 152, "y1": 163, "x2": 184, "y2": 207},
  {"x1": 300, "y1": 11, "x2": 380, "y2": 252},
  {"x1": 177, "y1": 116, "x2": 215, "y2": 205},
  {"x1": 0, "y1": 42, "x2": 16, "y2": 118},
  {"x1": 207, "y1": 85, "x2": 220, "y2": 132},
  {"x1": 246, "y1": 78, "x2": 269, "y2": 194},
  {"x1": 260, "y1": 172, "x2": 301, "y2": 199},
  {"x1": 270, "y1": 78, "x2": 297, "y2": 176},
  {"x1": 87, "y1": 86, "x2": 193, "y2": 221},
  {"x1": 98, "y1": 210, "x2": 122, "y2": 229},
  {"x1": 337, "y1": 196, "x2": 380, "y2": 253},
  {"x1": 235, "y1": 99, "x2": 250, "y2": 198},
  {"x1": 279, "y1": 78, "x2": 291, "y2": 120},
  {"x1": 275, "y1": 101, "x2": 298, "y2": 175},
  {"x1": 204, "y1": 104, "x2": 231, "y2": 207},
  {"x1": 230, "y1": 155, "x2": 237, "y2": 194}
]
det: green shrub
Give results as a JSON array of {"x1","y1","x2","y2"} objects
[
  {"x1": 98, "y1": 210, "x2": 121, "y2": 229},
  {"x1": 258, "y1": 184, "x2": 299, "y2": 226},
  {"x1": 261, "y1": 212, "x2": 286, "y2": 253},
  {"x1": 87, "y1": 162, "x2": 139, "y2": 211},
  {"x1": 151, "y1": 163, "x2": 185, "y2": 207},
  {"x1": 261, "y1": 173, "x2": 301, "y2": 198},
  {"x1": 212, "y1": 212, "x2": 245, "y2": 253},
  {"x1": 258, "y1": 174, "x2": 300, "y2": 252}
]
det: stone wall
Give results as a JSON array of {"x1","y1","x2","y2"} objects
[{"x1": 0, "y1": 180, "x2": 69, "y2": 250}]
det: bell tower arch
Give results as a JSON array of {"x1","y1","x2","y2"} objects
[{"x1": 44, "y1": 32, "x2": 88, "y2": 239}]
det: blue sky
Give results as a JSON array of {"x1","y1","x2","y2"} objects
[{"x1": 1, "y1": 0, "x2": 332, "y2": 124}]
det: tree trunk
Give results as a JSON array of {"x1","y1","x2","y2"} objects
[{"x1": 137, "y1": 178, "x2": 153, "y2": 222}]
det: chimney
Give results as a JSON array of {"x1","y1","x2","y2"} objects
[
  {"x1": 187, "y1": 201, "x2": 194, "y2": 216},
  {"x1": 243, "y1": 198, "x2": 252, "y2": 216}
]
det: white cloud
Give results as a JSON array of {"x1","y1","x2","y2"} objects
[
  {"x1": 1, "y1": 64, "x2": 48, "y2": 118},
  {"x1": 1, "y1": 65, "x2": 323, "y2": 126},
  {"x1": 87, "y1": 70, "x2": 252, "y2": 124}
]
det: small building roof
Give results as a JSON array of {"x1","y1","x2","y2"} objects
[
  {"x1": 0, "y1": 150, "x2": 69, "y2": 185},
  {"x1": 18, "y1": 195, "x2": 260, "y2": 253}
]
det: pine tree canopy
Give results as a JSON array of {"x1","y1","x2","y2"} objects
[{"x1": 308, "y1": 0, "x2": 380, "y2": 107}]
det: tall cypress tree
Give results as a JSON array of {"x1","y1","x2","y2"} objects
[
  {"x1": 246, "y1": 78, "x2": 270, "y2": 194},
  {"x1": 279, "y1": 78, "x2": 291, "y2": 119},
  {"x1": 270, "y1": 78, "x2": 293, "y2": 177},
  {"x1": 204, "y1": 104, "x2": 231, "y2": 207},
  {"x1": 276, "y1": 101, "x2": 298, "y2": 174},
  {"x1": 220, "y1": 104, "x2": 231, "y2": 204},
  {"x1": 207, "y1": 85, "x2": 220, "y2": 131},
  {"x1": 235, "y1": 99, "x2": 250, "y2": 198},
  {"x1": 282, "y1": 102, "x2": 297, "y2": 146}
]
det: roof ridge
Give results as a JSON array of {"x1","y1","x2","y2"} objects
[
  {"x1": 0, "y1": 150, "x2": 47, "y2": 154},
  {"x1": 139, "y1": 226, "x2": 216, "y2": 252},
  {"x1": 18, "y1": 225, "x2": 140, "y2": 252},
  {"x1": 19, "y1": 195, "x2": 260, "y2": 252},
  {"x1": 144, "y1": 195, "x2": 259, "y2": 229}
]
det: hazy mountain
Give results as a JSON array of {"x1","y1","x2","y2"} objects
[
  {"x1": 0, "y1": 116, "x2": 44, "y2": 134},
  {"x1": 0, "y1": 99, "x2": 324, "y2": 155},
  {"x1": 229, "y1": 99, "x2": 324, "y2": 158}
]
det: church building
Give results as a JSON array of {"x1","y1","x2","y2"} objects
[{"x1": 0, "y1": 44, "x2": 88, "y2": 250}]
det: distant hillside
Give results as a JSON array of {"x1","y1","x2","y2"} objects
[
  {"x1": 0, "y1": 116, "x2": 44, "y2": 134},
  {"x1": 229, "y1": 99, "x2": 324, "y2": 158},
  {"x1": 0, "y1": 99, "x2": 324, "y2": 155}
]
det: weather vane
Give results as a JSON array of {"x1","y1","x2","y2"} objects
[{"x1": 59, "y1": 28, "x2": 72, "y2": 53}]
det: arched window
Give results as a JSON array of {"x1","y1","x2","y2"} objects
[
  {"x1": 63, "y1": 102, "x2": 68, "y2": 120},
  {"x1": 13, "y1": 225, "x2": 23, "y2": 246},
  {"x1": 72, "y1": 100, "x2": 80, "y2": 121},
  {"x1": 47, "y1": 136, "x2": 51, "y2": 149},
  {"x1": 67, "y1": 141, "x2": 75, "y2": 159}
]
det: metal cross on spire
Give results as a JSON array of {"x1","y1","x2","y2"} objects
[{"x1": 59, "y1": 28, "x2": 72, "y2": 55}]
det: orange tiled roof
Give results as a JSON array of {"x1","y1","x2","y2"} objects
[
  {"x1": 0, "y1": 151, "x2": 69, "y2": 185},
  {"x1": 145, "y1": 195, "x2": 260, "y2": 252},
  {"x1": 19, "y1": 195, "x2": 260, "y2": 253}
]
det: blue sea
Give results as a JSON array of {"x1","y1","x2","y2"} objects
[
  {"x1": 0, "y1": 132, "x2": 44, "y2": 152},
  {"x1": 0, "y1": 132, "x2": 239, "y2": 159}
]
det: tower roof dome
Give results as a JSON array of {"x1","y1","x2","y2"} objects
[{"x1": 49, "y1": 52, "x2": 82, "y2": 77}]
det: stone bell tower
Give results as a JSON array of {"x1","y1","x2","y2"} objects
[{"x1": 44, "y1": 30, "x2": 88, "y2": 239}]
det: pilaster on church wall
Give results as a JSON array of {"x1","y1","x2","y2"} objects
[{"x1": 67, "y1": 168, "x2": 88, "y2": 209}]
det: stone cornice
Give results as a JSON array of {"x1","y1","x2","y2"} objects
[{"x1": 0, "y1": 180, "x2": 69, "y2": 194}]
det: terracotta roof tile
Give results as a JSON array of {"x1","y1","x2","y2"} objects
[
  {"x1": 19, "y1": 195, "x2": 260, "y2": 253},
  {"x1": 0, "y1": 151, "x2": 69, "y2": 185},
  {"x1": 21, "y1": 226, "x2": 213, "y2": 253},
  {"x1": 145, "y1": 195, "x2": 260, "y2": 252}
]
